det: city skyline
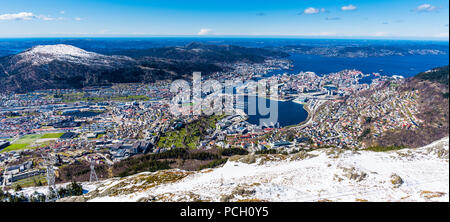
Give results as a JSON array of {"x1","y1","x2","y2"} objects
[{"x1": 0, "y1": 0, "x2": 448, "y2": 40}]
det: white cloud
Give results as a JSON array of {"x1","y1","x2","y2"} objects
[
  {"x1": 285, "y1": 32, "x2": 338, "y2": 36},
  {"x1": 415, "y1": 4, "x2": 437, "y2": 12},
  {"x1": 198, "y1": 28, "x2": 212, "y2": 35},
  {"x1": 303, "y1": 7, "x2": 320, "y2": 14},
  {"x1": 36, "y1": 15, "x2": 56, "y2": 21},
  {"x1": 311, "y1": 32, "x2": 337, "y2": 36},
  {"x1": 98, "y1": 29, "x2": 110, "y2": 34},
  {"x1": 325, "y1": 17, "x2": 341, "y2": 21},
  {"x1": 75, "y1": 17, "x2": 83, "y2": 21},
  {"x1": 374, "y1": 31, "x2": 389, "y2": 37},
  {"x1": 435, "y1": 33, "x2": 449, "y2": 38},
  {"x1": 341, "y1": 4, "x2": 357, "y2": 11},
  {"x1": 60, "y1": 11, "x2": 65, "y2": 14},
  {"x1": 131, "y1": 32, "x2": 149, "y2": 35},
  {"x1": 0, "y1": 12, "x2": 35, "y2": 21},
  {"x1": 0, "y1": 12, "x2": 64, "y2": 21}
]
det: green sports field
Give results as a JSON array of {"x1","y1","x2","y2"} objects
[
  {"x1": 1, "y1": 144, "x2": 29, "y2": 153},
  {"x1": 41, "y1": 133, "x2": 65, "y2": 139},
  {"x1": 1, "y1": 133, "x2": 64, "y2": 153}
]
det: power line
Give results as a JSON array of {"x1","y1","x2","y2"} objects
[
  {"x1": 42, "y1": 154, "x2": 59, "y2": 202},
  {"x1": 90, "y1": 159, "x2": 98, "y2": 183},
  {"x1": 2, "y1": 163, "x2": 9, "y2": 191}
]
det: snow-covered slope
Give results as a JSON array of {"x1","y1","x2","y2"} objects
[
  {"x1": 24, "y1": 44, "x2": 98, "y2": 58},
  {"x1": 17, "y1": 137, "x2": 450, "y2": 202},
  {"x1": 78, "y1": 137, "x2": 449, "y2": 202}
]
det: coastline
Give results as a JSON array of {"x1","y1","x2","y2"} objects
[
  {"x1": 241, "y1": 93, "x2": 288, "y2": 102},
  {"x1": 287, "y1": 103, "x2": 312, "y2": 128},
  {"x1": 237, "y1": 95, "x2": 310, "y2": 128}
]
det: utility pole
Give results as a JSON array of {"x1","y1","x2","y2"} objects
[
  {"x1": 89, "y1": 159, "x2": 98, "y2": 183},
  {"x1": 2, "y1": 163, "x2": 8, "y2": 192},
  {"x1": 42, "y1": 154, "x2": 59, "y2": 202}
]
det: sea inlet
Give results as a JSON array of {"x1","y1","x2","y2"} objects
[{"x1": 241, "y1": 96, "x2": 308, "y2": 128}]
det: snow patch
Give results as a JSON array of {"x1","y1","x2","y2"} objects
[
  {"x1": 83, "y1": 137, "x2": 448, "y2": 202},
  {"x1": 9, "y1": 137, "x2": 449, "y2": 202},
  {"x1": 24, "y1": 45, "x2": 97, "y2": 58}
]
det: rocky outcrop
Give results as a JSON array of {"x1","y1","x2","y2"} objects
[
  {"x1": 56, "y1": 196, "x2": 87, "y2": 202},
  {"x1": 390, "y1": 174, "x2": 404, "y2": 188},
  {"x1": 342, "y1": 167, "x2": 368, "y2": 182}
]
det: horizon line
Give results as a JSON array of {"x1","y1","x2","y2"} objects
[{"x1": 0, "y1": 34, "x2": 448, "y2": 42}]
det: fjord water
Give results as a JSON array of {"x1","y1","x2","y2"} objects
[
  {"x1": 242, "y1": 96, "x2": 308, "y2": 127},
  {"x1": 1, "y1": 38, "x2": 448, "y2": 78},
  {"x1": 268, "y1": 53, "x2": 450, "y2": 77}
]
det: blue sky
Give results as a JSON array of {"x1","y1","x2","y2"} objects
[{"x1": 0, "y1": 0, "x2": 448, "y2": 40}]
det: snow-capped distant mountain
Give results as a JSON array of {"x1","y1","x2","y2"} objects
[
  {"x1": 0, "y1": 44, "x2": 223, "y2": 93},
  {"x1": 0, "y1": 44, "x2": 142, "y2": 92},
  {"x1": 13, "y1": 44, "x2": 133, "y2": 67},
  {"x1": 0, "y1": 43, "x2": 280, "y2": 93},
  {"x1": 24, "y1": 44, "x2": 99, "y2": 58}
]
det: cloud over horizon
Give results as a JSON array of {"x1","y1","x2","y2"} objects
[
  {"x1": 414, "y1": 4, "x2": 437, "y2": 12},
  {"x1": 0, "y1": 1, "x2": 447, "y2": 40},
  {"x1": 341, "y1": 5, "x2": 357, "y2": 11},
  {"x1": 198, "y1": 28, "x2": 212, "y2": 35},
  {"x1": 0, "y1": 12, "x2": 35, "y2": 21},
  {"x1": 325, "y1": 17, "x2": 341, "y2": 21},
  {"x1": 302, "y1": 7, "x2": 326, "y2": 15},
  {"x1": 0, "y1": 12, "x2": 63, "y2": 21}
]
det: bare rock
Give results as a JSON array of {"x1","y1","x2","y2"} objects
[
  {"x1": 342, "y1": 167, "x2": 368, "y2": 182},
  {"x1": 56, "y1": 196, "x2": 87, "y2": 202},
  {"x1": 390, "y1": 174, "x2": 404, "y2": 188}
]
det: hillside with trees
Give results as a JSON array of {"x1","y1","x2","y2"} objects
[{"x1": 364, "y1": 66, "x2": 449, "y2": 148}]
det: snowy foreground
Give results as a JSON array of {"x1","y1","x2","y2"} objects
[{"x1": 21, "y1": 137, "x2": 450, "y2": 202}]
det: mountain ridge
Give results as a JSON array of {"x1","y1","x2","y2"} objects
[
  {"x1": 356, "y1": 66, "x2": 448, "y2": 148},
  {"x1": 0, "y1": 43, "x2": 285, "y2": 93},
  {"x1": 414, "y1": 65, "x2": 449, "y2": 86}
]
